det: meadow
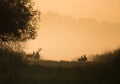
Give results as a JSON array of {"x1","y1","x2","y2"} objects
[{"x1": 0, "y1": 47, "x2": 120, "y2": 84}]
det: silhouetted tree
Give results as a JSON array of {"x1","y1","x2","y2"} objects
[{"x1": 0, "y1": 0, "x2": 40, "y2": 41}]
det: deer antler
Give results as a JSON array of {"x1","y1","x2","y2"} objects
[{"x1": 38, "y1": 48, "x2": 42, "y2": 52}]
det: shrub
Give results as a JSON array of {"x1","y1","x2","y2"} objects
[
  {"x1": 0, "y1": 45, "x2": 26, "y2": 73},
  {"x1": 93, "y1": 48, "x2": 120, "y2": 64}
]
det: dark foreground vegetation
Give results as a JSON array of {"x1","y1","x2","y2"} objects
[{"x1": 0, "y1": 46, "x2": 120, "y2": 84}]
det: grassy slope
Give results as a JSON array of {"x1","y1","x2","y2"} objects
[
  {"x1": 0, "y1": 48, "x2": 120, "y2": 84},
  {"x1": 13, "y1": 62, "x2": 120, "y2": 84}
]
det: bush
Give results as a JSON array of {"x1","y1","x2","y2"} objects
[
  {"x1": 93, "y1": 48, "x2": 120, "y2": 64},
  {"x1": 0, "y1": 45, "x2": 26, "y2": 73}
]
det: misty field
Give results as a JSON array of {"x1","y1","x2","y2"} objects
[{"x1": 0, "y1": 47, "x2": 120, "y2": 84}]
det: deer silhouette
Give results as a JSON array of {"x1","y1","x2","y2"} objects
[
  {"x1": 34, "y1": 48, "x2": 42, "y2": 60},
  {"x1": 78, "y1": 55, "x2": 87, "y2": 62},
  {"x1": 26, "y1": 52, "x2": 35, "y2": 60}
]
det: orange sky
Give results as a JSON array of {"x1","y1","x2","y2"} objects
[
  {"x1": 24, "y1": 0, "x2": 120, "y2": 61},
  {"x1": 35, "y1": 0, "x2": 120, "y2": 23}
]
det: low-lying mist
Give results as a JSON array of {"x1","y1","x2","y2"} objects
[{"x1": 25, "y1": 11, "x2": 120, "y2": 61}]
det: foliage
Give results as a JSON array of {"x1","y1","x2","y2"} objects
[
  {"x1": 0, "y1": 44, "x2": 27, "y2": 84},
  {"x1": 93, "y1": 48, "x2": 120, "y2": 64},
  {"x1": 0, "y1": 44, "x2": 26, "y2": 72},
  {"x1": 0, "y1": 0, "x2": 40, "y2": 41}
]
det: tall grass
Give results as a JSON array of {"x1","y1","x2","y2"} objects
[{"x1": 93, "y1": 48, "x2": 120, "y2": 64}]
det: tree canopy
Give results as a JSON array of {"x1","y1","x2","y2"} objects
[{"x1": 0, "y1": 0, "x2": 40, "y2": 41}]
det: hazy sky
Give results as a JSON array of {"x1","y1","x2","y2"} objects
[
  {"x1": 25, "y1": 0, "x2": 120, "y2": 61},
  {"x1": 35, "y1": 0, "x2": 120, "y2": 23}
]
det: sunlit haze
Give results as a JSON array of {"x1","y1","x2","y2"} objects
[
  {"x1": 36, "y1": 0, "x2": 120, "y2": 23},
  {"x1": 24, "y1": 0, "x2": 120, "y2": 61}
]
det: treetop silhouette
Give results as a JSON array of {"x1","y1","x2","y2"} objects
[{"x1": 0, "y1": 0, "x2": 40, "y2": 41}]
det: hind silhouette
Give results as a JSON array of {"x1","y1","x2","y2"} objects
[{"x1": 26, "y1": 52, "x2": 35, "y2": 60}]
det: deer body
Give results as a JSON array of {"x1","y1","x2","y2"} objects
[
  {"x1": 26, "y1": 48, "x2": 42, "y2": 61},
  {"x1": 26, "y1": 52, "x2": 35, "y2": 60}
]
